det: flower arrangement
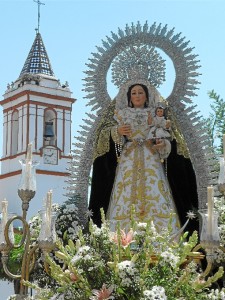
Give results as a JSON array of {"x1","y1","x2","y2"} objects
[
  {"x1": 20, "y1": 209, "x2": 225, "y2": 300},
  {"x1": 1, "y1": 198, "x2": 81, "y2": 291},
  {"x1": 28, "y1": 199, "x2": 81, "y2": 288}
]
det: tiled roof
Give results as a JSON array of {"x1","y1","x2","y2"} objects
[{"x1": 19, "y1": 32, "x2": 55, "y2": 78}]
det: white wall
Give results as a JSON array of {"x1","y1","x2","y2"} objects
[
  {"x1": 0, "y1": 171, "x2": 69, "y2": 221},
  {"x1": 0, "y1": 281, "x2": 14, "y2": 299}
]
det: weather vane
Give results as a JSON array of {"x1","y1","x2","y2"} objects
[{"x1": 33, "y1": 0, "x2": 45, "y2": 33}]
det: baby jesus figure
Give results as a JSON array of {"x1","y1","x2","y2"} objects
[{"x1": 148, "y1": 106, "x2": 171, "y2": 144}]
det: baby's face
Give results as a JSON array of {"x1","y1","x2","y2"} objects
[{"x1": 156, "y1": 108, "x2": 164, "y2": 117}]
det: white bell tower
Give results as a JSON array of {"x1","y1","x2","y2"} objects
[{"x1": 0, "y1": 32, "x2": 75, "y2": 219}]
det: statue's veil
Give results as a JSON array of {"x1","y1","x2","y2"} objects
[{"x1": 67, "y1": 21, "x2": 217, "y2": 224}]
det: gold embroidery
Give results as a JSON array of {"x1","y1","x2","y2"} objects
[
  {"x1": 92, "y1": 100, "x2": 117, "y2": 162},
  {"x1": 168, "y1": 109, "x2": 190, "y2": 158},
  {"x1": 93, "y1": 103, "x2": 184, "y2": 233}
]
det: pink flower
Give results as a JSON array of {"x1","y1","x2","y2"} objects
[
  {"x1": 90, "y1": 284, "x2": 114, "y2": 300},
  {"x1": 111, "y1": 229, "x2": 134, "y2": 247},
  {"x1": 64, "y1": 269, "x2": 78, "y2": 282},
  {"x1": 69, "y1": 272, "x2": 78, "y2": 282}
]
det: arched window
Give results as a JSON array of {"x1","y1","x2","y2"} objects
[
  {"x1": 11, "y1": 110, "x2": 19, "y2": 155},
  {"x1": 43, "y1": 108, "x2": 57, "y2": 146}
]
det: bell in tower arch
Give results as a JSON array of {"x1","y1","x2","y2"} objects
[
  {"x1": 44, "y1": 121, "x2": 56, "y2": 146},
  {"x1": 44, "y1": 121, "x2": 54, "y2": 138}
]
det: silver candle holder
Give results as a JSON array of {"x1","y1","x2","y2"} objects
[{"x1": 0, "y1": 144, "x2": 57, "y2": 299}]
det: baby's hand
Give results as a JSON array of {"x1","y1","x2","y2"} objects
[
  {"x1": 152, "y1": 139, "x2": 165, "y2": 150},
  {"x1": 148, "y1": 112, "x2": 153, "y2": 125},
  {"x1": 166, "y1": 120, "x2": 171, "y2": 129}
]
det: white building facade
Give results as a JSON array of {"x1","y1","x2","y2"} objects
[{"x1": 0, "y1": 32, "x2": 75, "y2": 219}]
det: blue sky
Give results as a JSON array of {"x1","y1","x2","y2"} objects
[
  {"x1": 0, "y1": 0, "x2": 225, "y2": 152},
  {"x1": 0, "y1": 1, "x2": 225, "y2": 297}
]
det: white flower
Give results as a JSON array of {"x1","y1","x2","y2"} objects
[
  {"x1": 71, "y1": 245, "x2": 92, "y2": 264},
  {"x1": 137, "y1": 222, "x2": 147, "y2": 230},
  {"x1": 78, "y1": 245, "x2": 90, "y2": 254},
  {"x1": 7, "y1": 296, "x2": 17, "y2": 300},
  {"x1": 92, "y1": 224, "x2": 102, "y2": 236},
  {"x1": 117, "y1": 260, "x2": 139, "y2": 287},
  {"x1": 207, "y1": 288, "x2": 225, "y2": 300},
  {"x1": 160, "y1": 251, "x2": 179, "y2": 268},
  {"x1": 150, "y1": 221, "x2": 157, "y2": 234},
  {"x1": 49, "y1": 294, "x2": 65, "y2": 300},
  {"x1": 143, "y1": 286, "x2": 167, "y2": 300},
  {"x1": 118, "y1": 260, "x2": 135, "y2": 271},
  {"x1": 83, "y1": 254, "x2": 92, "y2": 260}
]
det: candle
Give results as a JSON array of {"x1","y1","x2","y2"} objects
[
  {"x1": 0, "y1": 199, "x2": 8, "y2": 243},
  {"x1": 26, "y1": 143, "x2": 32, "y2": 161},
  {"x1": 25, "y1": 162, "x2": 32, "y2": 190},
  {"x1": 207, "y1": 186, "x2": 214, "y2": 238},
  {"x1": 22, "y1": 143, "x2": 33, "y2": 190},
  {"x1": 45, "y1": 190, "x2": 52, "y2": 238}
]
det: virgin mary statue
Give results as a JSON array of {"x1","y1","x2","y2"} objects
[
  {"x1": 71, "y1": 22, "x2": 216, "y2": 235},
  {"x1": 89, "y1": 77, "x2": 198, "y2": 233}
]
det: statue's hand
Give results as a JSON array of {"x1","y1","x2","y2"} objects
[
  {"x1": 118, "y1": 124, "x2": 132, "y2": 136},
  {"x1": 152, "y1": 139, "x2": 165, "y2": 150}
]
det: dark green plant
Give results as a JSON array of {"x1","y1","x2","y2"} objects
[
  {"x1": 204, "y1": 90, "x2": 225, "y2": 154},
  {"x1": 0, "y1": 233, "x2": 23, "y2": 281}
]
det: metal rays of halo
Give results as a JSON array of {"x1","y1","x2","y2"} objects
[
  {"x1": 68, "y1": 21, "x2": 218, "y2": 215},
  {"x1": 111, "y1": 45, "x2": 166, "y2": 88},
  {"x1": 82, "y1": 21, "x2": 202, "y2": 112}
]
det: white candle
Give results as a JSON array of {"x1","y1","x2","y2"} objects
[
  {"x1": 0, "y1": 199, "x2": 8, "y2": 243},
  {"x1": 207, "y1": 186, "x2": 214, "y2": 238},
  {"x1": 26, "y1": 143, "x2": 32, "y2": 161},
  {"x1": 45, "y1": 190, "x2": 52, "y2": 238},
  {"x1": 22, "y1": 143, "x2": 33, "y2": 190},
  {"x1": 25, "y1": 162, "x2": 32, "y2": 190}
]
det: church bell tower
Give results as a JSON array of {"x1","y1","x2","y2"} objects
[{"x1": 0, "y1": 32, "x2": 75, "y2": 218}]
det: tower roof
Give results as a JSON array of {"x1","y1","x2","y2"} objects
[{"x1": 19, "y1": 32, "x2": 55, "y2": 78}]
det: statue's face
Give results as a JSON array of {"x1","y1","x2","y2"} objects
[
  {"x1": 156, "y1": 108, "x2": 164, "y2": 117},
  {"x1": 130, "y1": 85, "x2": 146, "y2": 108}
]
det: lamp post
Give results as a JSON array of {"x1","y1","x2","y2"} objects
[{"x1": 0, "y1": 144, "x2": 57, "y2": 300}]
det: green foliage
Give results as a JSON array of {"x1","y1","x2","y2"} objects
[
  {"x1": 204, "y1": 90, "x2": 225, "y2": 154},
  {"x1": 0, "y1": 233, "x2": 24, "y2": 281},
  {"x1": 22, "y1": 214, "x2": 224, "y2": 300}
]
